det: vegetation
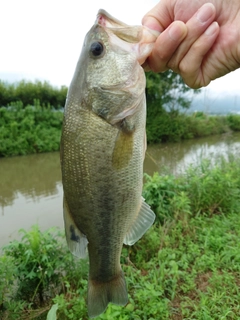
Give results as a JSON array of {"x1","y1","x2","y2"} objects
[
  {"x1": 145, "y1": 72, "x2": 240, "y2": 143},
  {"x1": 145, "y1": 71, "x2": 240, "y2": 142},
  {"x1": 1, "y1": 77, "x2": 240, "y2": 157},
  {"x1": 146, "y1": 70, "x2": 195, "y2": 111},
  {"x1": 1, "y1": 155, "x2": 240, "y2": 319},
  {"x1": 0, "y1": 101, "x2": 62, "y2": 157},
  {"x1": 146, "y1": 109, "x2": 233, "y2": 143},
  {"x1": 2, "y1": 102, "x2": 239, "y2": 157},
  {"x1": 0, "y1": 80, "x2": 67, "y2": 109}
]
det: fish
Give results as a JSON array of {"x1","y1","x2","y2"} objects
[{"x1": 60, "y1": 9, "x2": 158, "y2": 318}]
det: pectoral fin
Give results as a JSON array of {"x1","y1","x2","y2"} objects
[
  {"x1": 63, "y1": 196, "x2": 88, "y2": 258},
  {"x1": 112, "y1": 127, "x2": 134, "y2": 170},
  {"x1": 124, "y1": 197, "x2": 155, "y2": 246}
]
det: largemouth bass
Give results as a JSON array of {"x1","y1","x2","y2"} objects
[{"x1": 60, "y1": 9, "x2": 157, "y2": 318}]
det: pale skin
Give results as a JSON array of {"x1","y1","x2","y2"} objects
[{"x1": 142, "y1": 0, "x2": 240, "y2": 89}]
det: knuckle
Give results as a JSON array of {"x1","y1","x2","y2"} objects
[
  {"x1": 167, "y1": 58, "x2": 179, "y2": 73},
  {"x1": 178, "y1": 60, "x2": 190, "y2": 75}
]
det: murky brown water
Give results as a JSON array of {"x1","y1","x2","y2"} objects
[
  {"x1": 144, "y1": 132, "x2": 240, "y2": 176},
  {"x1": 1, "y1": 132, "x2": 240, "y2": 248},
  {"x1": 0, "y1": 152, "x2": 63, "y2": 248}
]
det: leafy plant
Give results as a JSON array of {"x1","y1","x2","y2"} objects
[
  {"x1": 143, "y1": 172, "x2": 187, "y2": 223},
  {"x1": 0, "y1": 255, "x2": 16, "y2": 309},
  {"x1": 3, "y1": 226, "x2": 69, "y2": 304},
  {"x1": 186, "y1": 157, "x2": 240, "y2": 215},
  {"x1": 0, "y1": 102, "x2": 63, "y2": 157},
  {"x1": 143, "y1": 155, "x2": 240, "y2": 221}
]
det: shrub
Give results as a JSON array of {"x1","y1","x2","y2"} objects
[
  {"x1": 143, "y1": 156, "x2": 240, "y2": 221},
  {"x1": 0, "y1": 102, "x2": 63, "y2": 157},
  {"x1": 146, "y1": 107, "x2": 231, "y2": 144},
  {"x1": 0, "y1": 80, "x2": 67, "y2": 109},
  {"x1": 226, "y1": 114, "x2": 240, "y2": 131},
  {"x1": 0, "y1": 255, "x2": 16, "y2": 309},
  {"x1": 0, "y1": 225, "x2": 89, "y2": 319},
  {"x1": 3, "y1": 226, "x2": 69, "y2": 304}
]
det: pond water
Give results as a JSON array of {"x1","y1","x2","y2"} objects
[{"x1": 1, "y1": 132, "x2": 240, "y2": 248}]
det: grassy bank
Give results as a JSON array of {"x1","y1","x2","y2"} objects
[
  {"x1": 146, "y1": 109, "x2": 240, "y2": 143},
  {"x1": 1, "y1": 155, "x2": 240, "y2": 319}
]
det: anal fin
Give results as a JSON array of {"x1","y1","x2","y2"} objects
[
  {"x1": 124, "y1": 197, "x2": 155, "y2": 246},
  {"x1": 63, "y1": 195, "x2": 88, "y2": 258}
]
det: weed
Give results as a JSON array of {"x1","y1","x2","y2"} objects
[{"x1": 0, "y1": 255, "x2": 16, "y2": 310}]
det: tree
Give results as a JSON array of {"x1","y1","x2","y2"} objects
[{"x1": 145, "y1": 71, "x2": 200, "y2": 143}]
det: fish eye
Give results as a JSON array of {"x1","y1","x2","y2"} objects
[{"x1": 89, "y1": 41, "x2": 104, "y2": 58}]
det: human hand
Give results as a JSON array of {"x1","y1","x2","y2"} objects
[{"x1": 142, "y1": 1, "x2": 240, "y2": 88}]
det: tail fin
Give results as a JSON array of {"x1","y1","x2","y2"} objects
[{"x1": 87, "y1": 271, "x2": 128, "y2": 318}]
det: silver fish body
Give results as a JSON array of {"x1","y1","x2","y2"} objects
[{"x1": 60, "y1": 9, "x2": 157, "y2": 318}]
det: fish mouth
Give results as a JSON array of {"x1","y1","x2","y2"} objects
[
  {"x1": 97, "y1": 9, "x2": 129, "y2": 29},
  {"x1": 96, "y1": 9, "x2": 146, "y2": 43},
  {"x1": 95, "y1": 9, "x2": 159, "y2": 65}
]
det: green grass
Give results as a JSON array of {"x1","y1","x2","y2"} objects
[
  {"x1": 128, "y1": 213, "x2": 240, "y2": 319},
  {"x1": 1, "y1": 155, "x2": 240, "y2": 319}
]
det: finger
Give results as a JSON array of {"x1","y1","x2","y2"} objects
[
  {"x1": 179, "y1": 21, "x2": 220, "y2": 88},
  {"x1": 141, "y1": 16, "x2": 164, "y2": 33},
  {"x1": 167, "y1": 3, "x2": 216, "y2": 72},
  {"x1": 142, "y1": 0, "x2": 173, "y2": 31},
  {"x1": 143, "y1": 21, "x2": 187, "y2": 72}
]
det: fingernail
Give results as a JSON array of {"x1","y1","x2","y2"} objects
[
  {"x1": 205, "y1": 21, "x2": 218, "y2": 36},
  {"x1": 197, "y1": 3, "x2": 215, "y2": 23}
]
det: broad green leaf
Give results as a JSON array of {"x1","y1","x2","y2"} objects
[{"x1": 47, "y1": 303, "x2": 58, "y2": 320}]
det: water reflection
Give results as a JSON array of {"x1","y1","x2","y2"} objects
[
  {"x1": 0, "y1": 152, "x2": 61, "y2": 210},
  {"x1": 0, "y1": 152, "x2": 63, "y2": 247},
  {"x1": 1, "y1": 133, "x2": 240, "y2": 247},
  {"x1": 144, "y1": 132, "x2": 240, "y2": 176}
]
